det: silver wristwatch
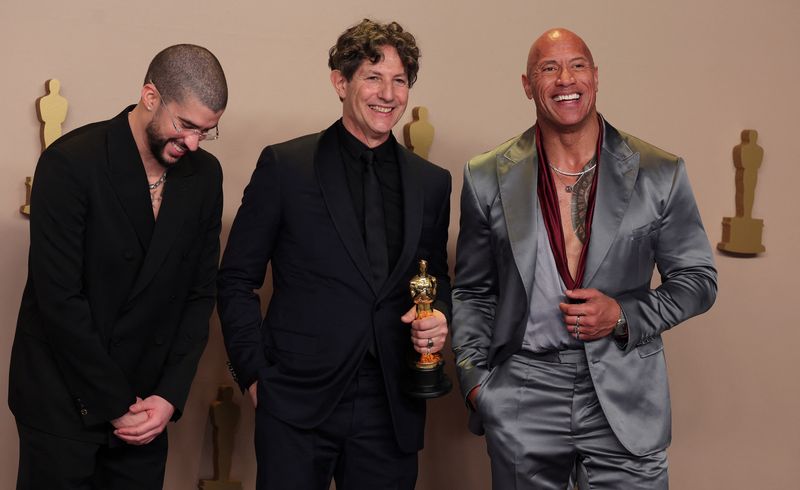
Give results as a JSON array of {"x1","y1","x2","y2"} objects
[{"x1": 613, "y1": 311, "x2": 628, "y2": 337}]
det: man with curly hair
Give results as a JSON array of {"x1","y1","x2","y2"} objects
[{"x1": 218, "y1": 19, "x2": 451, "y2": 490}]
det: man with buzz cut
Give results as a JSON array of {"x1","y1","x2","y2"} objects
[
  {"x1": 218, "y1": 18, "x2": 451, "y2": 490},
  {"x1": 451, "y1": 28, "x2": 717, "y2": 489},
  {"x1": 9, "y1": 44, "x2": 227, "y2": 489}
]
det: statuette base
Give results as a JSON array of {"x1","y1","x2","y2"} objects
[
  {"x1": 718, "y1": 216, "x2": 765, "y2": 255},
  {"x1": 403, "y1": 356, "x2": 452, "y2": 399}
]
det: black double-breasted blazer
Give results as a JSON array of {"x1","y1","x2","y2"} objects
[
  {"x1": 217, "y1": 121, "x2": 451, "y2": 453},
  {"x1": 9, "y1": 107, "x2": 223, "y2": 443}
]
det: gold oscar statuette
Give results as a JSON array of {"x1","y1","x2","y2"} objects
[{"x1": 404, "y1": 259, "x2": 452, "y2": 398}]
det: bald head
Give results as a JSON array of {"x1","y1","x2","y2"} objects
[
  {"x1": 521, "y1": 27, "x2": 599, "y2": 132},
  {"x1": 526, "y1": 28, "x2": 594, "y2": 76}
]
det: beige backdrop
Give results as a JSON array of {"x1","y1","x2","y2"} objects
[{"x1": 2, "y1": 1, "x2": 799, "y2": 488}]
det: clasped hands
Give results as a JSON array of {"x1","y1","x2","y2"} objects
[{"x1": 111, "y1": 395, "x2": 174, "y2": 445}]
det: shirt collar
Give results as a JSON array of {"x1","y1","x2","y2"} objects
[{"x1": 336, "y1": 119, "x2": 397, "y2": 164}]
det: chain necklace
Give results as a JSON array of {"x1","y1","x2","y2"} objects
[
  {"x1": 549, "y1": 161, "x2": 596, "y2": 177},
  {"x1": 548, "y1": 159, "x2": 596, "y2": 193},
  {"x1": 148, "y1": 171, "x2": 167, "y2": 190},
  {"x1": 551, "y1": 171, "x2": 578, "y2": 193}
]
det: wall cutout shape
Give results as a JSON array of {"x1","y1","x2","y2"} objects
[
  {"x1": 198, "y1": 386, "x2": 243, "y2": 490},
  {"x1": 21, "y1": 78, "x2": 68, "y2": 216},
  {"x1": 718, "y1": 129, "x2": 766, "y2": 256},
  {"x1": 403, "y1": 106, "x2": 434, "y2": 159}
]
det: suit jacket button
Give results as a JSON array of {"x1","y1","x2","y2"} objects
[{"x1": 80, "y1": 408, "x2": 88, "y2": 416}]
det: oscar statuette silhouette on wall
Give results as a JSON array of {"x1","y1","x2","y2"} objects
[
  {"x1": 21, "y1": 78, "x2": 68, "y2": 216},
  {"x1": 199, "y1": 386, "x2": 243, "y2": 490},
  {"x1": 718, "y1": 129, "x2": 766, "y2": 255},
  {"x1": 402, "y1": 106, "x2": 434, "y2": 159}
]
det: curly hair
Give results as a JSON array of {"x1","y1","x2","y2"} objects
[{"x1": 328, "y1": 19, "x2": 420, "y2": 88}]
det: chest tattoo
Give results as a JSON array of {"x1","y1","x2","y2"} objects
[{"x1": 570, "y1": 166, "x2": 595, "y2": 243}]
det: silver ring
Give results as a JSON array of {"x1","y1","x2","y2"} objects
[
  {"x1": 575, "y1": 315, "x2": 582, "y2": 328},
  {"x1": 426, "y1": 338, "x2": 434, "y2": 349}
]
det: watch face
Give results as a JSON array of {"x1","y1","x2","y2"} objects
[{"x1": 615, "y1": 317, "x2": 628, "y2": 336}]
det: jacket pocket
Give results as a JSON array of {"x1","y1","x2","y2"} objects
[
  {"x1": 270, "y1": 328, "x2": 317, "y2": 356},
  {"x1": 636, "y1": 336, "x2": 664, "y2": 358}
]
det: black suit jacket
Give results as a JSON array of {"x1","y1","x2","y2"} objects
[
  {"x1": 217, "y1": 121, "x2": 451, "y2": 453},
  {"x1": 8, "y1": 107, "x2": 223, "y2": 443}
]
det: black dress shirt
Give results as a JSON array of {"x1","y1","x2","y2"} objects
[{"x1": 336, "y1": 120, "x2": 404, "y2": 271}]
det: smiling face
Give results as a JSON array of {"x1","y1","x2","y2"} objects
[
  {"x1": 331, "y1": 45, "x2": 409, "y2": 148},
  {"x1": 522, "y1": 29, "x2": 599, "y2": 133},
  {"x1": 146, "y1": 93, "x2": 222, "y2": 167}
]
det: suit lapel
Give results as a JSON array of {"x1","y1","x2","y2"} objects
[
  {"x1": 498, "y1": 126, "x2": 539, "y2": 299},
  {"x1": 128, "y1": 157, "x2": 195, "y2": 300},
  {"x1": 381, "y1": 146, "x2": 423, "y2": 299},
  {"x1": 583, "y1": 119, "x2": 639, "y2": 286},
  {"x1": 314, "y1": 125, "x2": 378, "y2": 294},
  {"x1": 106, "y1": 108, "x2": 153, "y2": 250}
]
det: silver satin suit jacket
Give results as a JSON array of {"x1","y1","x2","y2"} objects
[{"x1": 451, "y1": 117, "x2": 718, "y2": 456}]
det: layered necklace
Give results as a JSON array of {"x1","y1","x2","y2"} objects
[
  {"x1": 534, "y1": 121, "x2": 602, "y2": 291},
  {"x1": 548, "y1": 159, "x2": 596, "y2": 193},
  {"x1": 148, "y1": 171, "x2": 167, "y2": 190},
  {"x1": 148, "y1": 171, "x2": 167, "y2": 208}
]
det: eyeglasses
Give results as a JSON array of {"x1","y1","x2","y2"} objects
[{"x1": 149, "y1": 81, "x2": 219, "y2": 141}]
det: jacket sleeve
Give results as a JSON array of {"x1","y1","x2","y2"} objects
[
  {"x1": 617, "y1": 159, "x2": 718, "y2": 352},
  {"x1": 29, "y1": 148, "x2": 135, "y2": 426},
  {"x1": 451, "y1": 162, "x2": 497, "y2": 401},
  {"x1": 154, "y1": 160, "x2": 223, "y2": 419},
  {"x1": 430, "y1": 172, "x2": 453, "y2": 322},
  {"x1": 217, "y1": 146, "x2": 283, "y2": 392}
]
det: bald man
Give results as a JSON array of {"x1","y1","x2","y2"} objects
[{"x1": 451, "y1": 28, "x2": 717, "y2": 488}]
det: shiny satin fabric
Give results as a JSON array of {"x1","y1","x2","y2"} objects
[
  {"x1": 452, "y1": 117, "x2": 718, "y2": 457},
  {"x1": 478, "y1": 352, "x2": 668, "y2": 490}
]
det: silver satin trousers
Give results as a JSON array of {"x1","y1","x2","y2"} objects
[{"x1": 475, "y1": 349, "x2": 668, "y2": 489}]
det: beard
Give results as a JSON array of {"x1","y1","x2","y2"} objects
[{"x1": 145, "y1": 118, "x2": 184, "y2": 168}]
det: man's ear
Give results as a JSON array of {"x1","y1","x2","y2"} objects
[
  {"x1": 594, "y1": 65, "x2": 599, "y2": 92},
  {"x1": 521, "y1": 73, "x2": 533, "y2": 100},
  {"x1": 141, "y1": 83, "x2": 160, "y2": 111},
  {"x1": 330, "y1": 70, "x2": 348, "y2": 101}
]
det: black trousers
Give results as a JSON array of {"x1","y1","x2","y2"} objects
[
  {"x1": 16, "y1": 422, "x2": 168, "y2": 490},
  {"x1": 255, "y1": 355, "x2": 417, "y2": 490}
]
